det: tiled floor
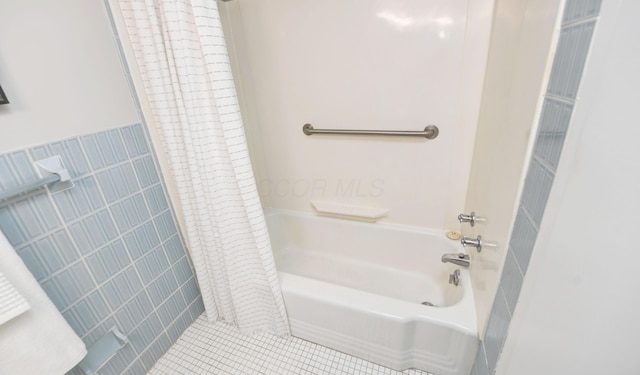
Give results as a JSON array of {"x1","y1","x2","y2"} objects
[{"x1": 149, "y1": 314, "x2": 432, "y2": 375}]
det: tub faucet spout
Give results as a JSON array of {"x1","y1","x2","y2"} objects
[{"x1": 441, "y1": 253, "x2": 470, "y2": 267}]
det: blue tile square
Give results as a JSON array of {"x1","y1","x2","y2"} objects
[
  {"x1": 509, "y1": 207, "x2": 538, "y2": 273},
  {"x1": 563, "y1": 0, "x2": 602, "y2": 24},
  {"x1": 122, "y1": 359, "x2": 148, "y2": 375},
  {"x1": 53, "y1": 176, "x2": 105, "y2": 222},
  {"x1": 51, "y1": 229, "x2": 80, "y2": 263},
  {"x1": 180, "y1": 277, "x2": 200, "y2": 304},
  {"x1": 121, "y1": 124, "x2": 150, "y2": 158},
  {"x1": 0, "y1": 206, "x2": 27, "y2": 246},
  {"x1": 534, "y1": 98, "x2": 573, "y2": 171},
  {"x1": 521, "y1": 159, "x2": 554, "y2": 226},
  {"x1": 53, "y1": 187, "x2": 84, "y2": 223},
  {"x1": 86, "y1": 239, "x2": 132, "y2": 284},
  {"x1": 16, "y1": 244, "x2": 48, "y2": 281},
  {"x1": 12, "y1": 197, "x2": 47, "y2": 240},
  {"x1": 147, "y1": 270, "x2": 178, "y2": 306},
  {"x1": 80, "y1": 135, "x2": 105, "y2": 170},
  {"x1": 115, "y1": 290, "x2": 154, "y2": 333},
  {"x1": 33, "y1": 236, "x2": 66, "y2": 274},
  {"x1": 96, "y1": 164, "x2": 140, "y2": 204},
  {"x1": 547, "y1": 21, "x2": 596, "y2": 99},
  {"x1": 163, "y1": 234, "x2": 185, "y2": 264},
  {"x1": 30, "y1": 193, "x2": 61, "y2": 231},
  {"x1": 167, "y1": 309, "x2": 193, "y2": 344},
  {"x1": 68, "y1": 220, "x2": 93, "y2": 256},
  {"x1": 63, "y1": 138, "x2": 92, "y2": 177},
  {"x1": 172, "y1": 257, "x2": 194, "y2": 286},
  {"x1": 130, "y1": 313, "x2": 164, "y2": 353},
  {"x1": 62, "y1": 291, "x2": 110, "y2": 337},
  {"x1": 70, "y1": 210, "x2": 118, "y2": 254},
  {"x1": 111, "y1": 194, "x2": 150, "y2": 233},
  {"x1": 40, "y1": 278, "x2": 68, "y2": 311},
  {"x1": 102, "y1": 266, "x2": 143, "y2": 310},
  {"x1": 156, "y1": 291, "x2": 185, "y2": 327},
  {"x1": 107, "y1": 129, "x2": 130, "y2": 164},
  {"x1": 41, "y1": 262, "x2": 96, "y2": 310},
  {"x1": 8, "y1": 151, "x2": 38, "y2": 183},
  {"x1": 500, "y1": 250, "x2": 524, "y2": 315},
  {"x1": 132, "y1": 193, "x2": 150, "y2": 220},
  {"x1": 123, "y1": 220, "x2": 160, "y2": 260},
  {"x1": 484, "y1": 291, "x2": 511, "y2": 373},
  {"x1": 96, "y1": 132, "x2": 120, "y2": 168},
  {"x1": 140, "y1": 335, "x2": 171, "y2": 370},
  {"x1": 188, "y1": 297, "x2": 205, "y2": 320},
  {"x1": 133, "y1": 156, "x2": 159, "y2": 189},
  {"x1": 136, "y1": 244, "x2": 170, "y2": 285},
  {"x1": 154, "y1": 211, "x2": 177, "y2": 242},
  {"x1": 0, "y1": 155, "x2": 16, "y2": 192},
  {"x1": 144, "y1": 184, "x2": 168, "y2": 216}
]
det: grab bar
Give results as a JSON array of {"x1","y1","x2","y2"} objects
[{"x1": 302, "y1": 124, "x2": 439, "y2": 139}]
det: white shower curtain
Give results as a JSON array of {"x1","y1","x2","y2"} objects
[{"x1": 114, "y1": 0, "x2": 289, "y2": 336}]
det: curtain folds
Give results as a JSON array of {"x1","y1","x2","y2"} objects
[{"x1": 115, "y1": 0, "x2": 289, "y2": 336}]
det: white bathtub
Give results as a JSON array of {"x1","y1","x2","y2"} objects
[{"x1": 266, "y1": 210, "x2": 478, "y2": 375}]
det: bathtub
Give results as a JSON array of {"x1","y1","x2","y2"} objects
[{"x1": 266, "y1": 210, "x2": 478, "y2": 375}]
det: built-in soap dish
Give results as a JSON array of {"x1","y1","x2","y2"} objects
[
  {"x1": 311, "y1": 201, "x2": 389, "y2": 222},
  {"x1": 77, "y1": 326, "x2": 128, "y2": 375}
]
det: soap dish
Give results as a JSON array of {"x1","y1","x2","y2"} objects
[
  {"x1": 311, "y1": 201, "x2": 389, "y2": 222},
  {"x1": 78, "y1": 326, "x2": 128, "y2": 375}
]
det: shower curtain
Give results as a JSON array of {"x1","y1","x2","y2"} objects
[{"x1": 114, "y1": 0, "x2": 289, "y2": 336}]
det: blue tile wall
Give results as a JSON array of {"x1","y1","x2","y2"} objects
[
  {"x1": 0, "y1": 123, "x2": 204, "y2": 375},
  {"x1": 471, "y1": 1, "x2": 601, "y2": 373}
]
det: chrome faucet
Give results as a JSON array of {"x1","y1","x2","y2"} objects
[{"x1": 441, "y1": 253, "x2": 470, "y2": 267}]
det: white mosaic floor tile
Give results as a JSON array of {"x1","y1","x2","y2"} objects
[{"x1": 149, "y1": 314, "x2": 432, "y2": 375}]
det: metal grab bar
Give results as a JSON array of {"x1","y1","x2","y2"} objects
[
  {"x1": 302, "y1": 123, "x2": 439, "y2": 139},
  {"x1": 0, "y1": 174, "x2": 61, "y2": 204}
]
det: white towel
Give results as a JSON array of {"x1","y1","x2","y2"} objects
[
  {"x1": 0, "y1": 230, "x2": 87, "y2": 375},
  {"x1": 0, "y1": 271, "x2": 30, "y2": 325}
]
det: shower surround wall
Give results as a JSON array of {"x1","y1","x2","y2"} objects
[
  {"x1": 219, "y1": 0, "x2": 494, "y2": 229},
  {"x1": 0, "y1": 124, "x2": 203, "y2": 375},
  {"x1": 471, "y1": 0, "x2": 602, "y2": 374},
  {"x1": 462, "y1": 0, "x2": 562, "y2": 338}
]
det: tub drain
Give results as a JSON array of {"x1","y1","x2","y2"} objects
[{"x1": 420, "y1": 301, "x2": 435, "y2": 307}]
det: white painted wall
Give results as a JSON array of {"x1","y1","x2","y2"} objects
[
  {"x1": 463, "y1": 0, "x2": 561, "y2": 335},
  {"x1": 496, "y1": 1, "x2": 640, "y2": 373},
  {"x1": 220, "y1": 0, "x2": 494, "y2": 229},
  {"x1": 0, "y1": 0, "x2": 139, "y2": 153}
]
